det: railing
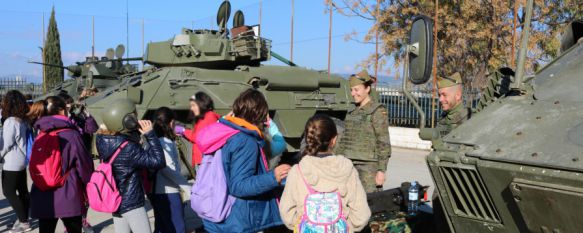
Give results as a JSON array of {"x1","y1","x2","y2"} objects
[
  {"x1": 376, "y1": 83, "x2": 480, "y2": 128},
  {"x1": 0, "y1": 76, "x2": 44, "y2": 99}
]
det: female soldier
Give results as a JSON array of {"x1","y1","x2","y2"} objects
[{"x1": 335, "y1": 70, "x2": 391, "y2": 193}]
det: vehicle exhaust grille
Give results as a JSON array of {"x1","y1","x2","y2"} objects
[{"x1": 439, "y1": 166, "x2": 501, "y2": 222}]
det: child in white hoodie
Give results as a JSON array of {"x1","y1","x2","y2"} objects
[{"x1": 279, "y1": 114, "x2": 371, "y2": 232}]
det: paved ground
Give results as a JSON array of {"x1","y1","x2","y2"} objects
[{"x1": 0, "y1": 147, "x2": 432, "y2": 233}]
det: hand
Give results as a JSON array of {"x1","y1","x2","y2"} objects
[
  {"x1": 174, "y1": 125, "x2": 185, "y2": 136},
  {"x1": 375, "y1": 171, "x2": 385, "y2": 187},
  {"x1": 274, "y1": 164, "x2": 291, "y2": 184},
  {"x1": 138, "y1": 120, "x2": 153, "y2": 135}
]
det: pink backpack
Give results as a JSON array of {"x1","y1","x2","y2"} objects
[{"x1": 86, "y1": 141, "x2": 128, "y2": 213}]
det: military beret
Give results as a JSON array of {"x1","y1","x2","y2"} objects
[
  {"x1": 437, "y1": 72, "x2": 462, "y2": 88},
  {"x1": 349, "y1": 70, "x2": 374, "y2": 87}
]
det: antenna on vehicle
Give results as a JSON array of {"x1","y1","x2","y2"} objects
[{"x1": 511, "y1": 0, "x2": 534, "y2": 92}]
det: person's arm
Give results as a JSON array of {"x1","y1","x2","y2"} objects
[
  {"x1": 267, "y1": 119, "x2": 286, "y2": 156},
  {"x1": 224, "y1": 134, "x2": 279, "y2": 198},
  {"x1": 68, "y1": 132, "x2": 94, "y2": 184},
  {"x1": 278, "y1": 166, "x2": 301, "y2": 230},
  {"x1": 131, "y1": 131, "x2": 166, "y2": 170},
  {"x1": 0, "y1": 118, "x2": 17, "y2": 158},
  {"x1": 345, "y1": 167, "x2": 372, "y2": 231},
  {"x1": 372, "y1": 106, "x2": 391, "y2": 172},
  {"x1": 82, "y1": 114, "x2": 99, "y2": 134}
]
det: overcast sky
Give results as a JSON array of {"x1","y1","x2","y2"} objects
[{"x1": 0, "y1": 0, "x2": 391, "y2": 83}]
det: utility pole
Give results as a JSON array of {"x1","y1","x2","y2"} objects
[
  {"x1": 327, "y1": 1, "x2": 333, "y2": 79},
  {"x1": 290, "y1": 0, "x2": 294, "y2": 62}
]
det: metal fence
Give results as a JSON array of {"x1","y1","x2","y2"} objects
[
  {"x1": 0, "y1": 76, "x2": 44, "y2": 99},
  {"x1": 376, "y1": 83, "x2": 480, "y2": 128}
]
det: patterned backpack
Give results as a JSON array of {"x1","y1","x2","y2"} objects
[{"x1": 296, "y1": 166, "x2": 348, "y2": 233}]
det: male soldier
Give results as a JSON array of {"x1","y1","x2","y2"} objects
[{"x1": 436, "y1": 72, "x2": 472, "y2": 136}]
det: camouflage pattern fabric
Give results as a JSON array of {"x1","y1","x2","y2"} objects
[
  {"x1": 436, "y1": 103, "x2": 471, "y2": 137},
  {"x1": 369, "y1": 212, "x2": 411, "y2": 233},
  {"x1": 354, "y1": 162, "x2": 379, "y2": 193},
  {"x1": 336, "y1": 101, "x2": 391, "y2": 172}
]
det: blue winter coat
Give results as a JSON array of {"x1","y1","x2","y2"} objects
[{"x1": 202, "y1": 118, "x2": 283, "y2": 233}]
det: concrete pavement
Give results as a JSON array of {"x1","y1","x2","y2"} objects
[{"x1": 0, "y1": 147, "x2": 432, "y2": 233}]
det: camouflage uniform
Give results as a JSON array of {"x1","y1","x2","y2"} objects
[
  {"x1": 435, "y1": 103, "x2": 471, "y2": 136},
  {"x1": 336, "y1": 100, "x2": 391, "y2": 193}
]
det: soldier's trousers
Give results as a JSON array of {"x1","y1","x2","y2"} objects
[{"x1": 354, "y1": 162, "x2": 379, "y2": 193}]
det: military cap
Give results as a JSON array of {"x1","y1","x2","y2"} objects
[
  {"x1": 437, "y1": 72, "x2": 462, "y2": 88},
  {"x1": 349, "y1": 70, "x2": 374, "y2": 87}
]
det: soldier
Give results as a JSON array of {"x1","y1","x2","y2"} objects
[
  {"x1": 335, "y1": 70, "x2": 391, "y2": 193},
  {"x1": 436, "y1": 72, "x2": 472, "y2": 136}
]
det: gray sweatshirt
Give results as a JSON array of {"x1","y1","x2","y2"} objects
[
  {"x1": 154, "y1": 137, "x2": 191, "y2": 195},
  {"x1": 1, "y1": 117, "x2": 28, "y2": 171}
]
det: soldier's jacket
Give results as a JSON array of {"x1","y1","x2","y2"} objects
[
  {"x1": 336, "y1": 101, "x2": 391, "y2": 171},
  {"x1": 436, "y1": 103, "x2": 472, "y2": 137}
]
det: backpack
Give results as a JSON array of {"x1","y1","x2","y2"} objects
[
  {"x1": 29, "y1": 128, "x2": 72, "y2": 191},
  {"x1": 296, "y1": 166, "x2": 349, "y2": 233},
  {"x1": 24, "y1": 128, "x2": 34, "y2": 166},
  {"x1": 86, "y1": 141, "x2": 128, "y2": 213},
  {"x1": 190, "y1": 149, "x2": 236, "y2": 222}
]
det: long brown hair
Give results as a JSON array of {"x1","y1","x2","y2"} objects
[
  {"x1": 1, "y1": 90, "x2": 29, "y2": 123},
  {"x1": 27, "y1": 100, "x2": 47, "y2": 124},
  {"x1": 232, "y1": 89, "x2": 268, "y2": 127},
  {"x1": 302, "y1": 114, "x2": 338, "y2": 157}
]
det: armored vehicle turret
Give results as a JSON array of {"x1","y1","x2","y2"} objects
[{"x1": 31, "y1": 44, "x2": 141, "y2": 99}]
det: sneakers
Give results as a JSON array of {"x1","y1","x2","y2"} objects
[
  {"x1": 82, "y1": 218, "x2": 94, "y2": 233},
  {"x1": 8, "y1": 220, "x2": 31, "y2": 233}
]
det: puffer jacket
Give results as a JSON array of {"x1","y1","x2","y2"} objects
[{"x1": 96, "y1": 131, "x2": 165, "y2": 215}]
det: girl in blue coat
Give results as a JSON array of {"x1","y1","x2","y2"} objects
[{"x1": 197, "y1": 89, "x2": 291, "y2": 233}]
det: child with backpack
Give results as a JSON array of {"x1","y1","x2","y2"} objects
[
  {"x1": 279, "y1": 115, "x2": 371, "y2": 233},
  {"x1": 94, "y1": 98, "x2": 165, "y2": 233},
  {"x1": 1, "y1": 90, "x2": 32, "y2": 233},
  {"x1": 151, "y1": 107, "x2": 191, "y2": 233},
  {"x1": 29, "y1": 96, "x2": 95, "y2": 233},
  {"x1": 193, "y1": 89, "x2": 291, "y2": 233}
]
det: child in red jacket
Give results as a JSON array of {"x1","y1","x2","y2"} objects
[{"x1": 175, "y1": 92, "x2": 220, "y2": 167}]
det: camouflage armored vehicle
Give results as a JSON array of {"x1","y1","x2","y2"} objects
[
  {"x1": 84, "y1": 1, "x2": 351, "y2": 166},
  {"x1": 31, "y1": 44, "x2": 141, "y2": 99},
  {"x1": 407, "y1": 0, "x2": 583, "y2": 232}
]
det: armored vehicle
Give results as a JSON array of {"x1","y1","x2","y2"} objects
[
  {"x1": 31, "y1": 44, "x2": 141, "y2": 99},
  {"x1": 406, "y1": 0, "x2": 583, "y2": 232},
  {"x1": 84, "y1": 1, "x2": 351, "y2": 164}
]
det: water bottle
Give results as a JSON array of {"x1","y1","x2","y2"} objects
[{"x1": 408, "y1": 181, "x2": 419, "y2": 216}]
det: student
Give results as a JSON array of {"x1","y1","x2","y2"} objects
[
  {"x1": 279, "y1": 114, "x2": 371, "y2": 233},
  {"x1": 30, "y1": 96, "x2": 94, "y2": 233},
  {"x1": 96, "y1": 98, "x2": 165, "y2": 233},
  {"x1": 197, "y1": 89, "x2": 291, "y2": 233},
  {"x1": 1, "y1": 90, "x2": 31, "y2": 233},
  {"x1": 151, "y1": 107, "x2": 191, "y2": 233},
  {"x1": 59, "y1": 93, "x2": 98, "y2": 233},
  {"x1": 175, "y1": 91, "x2": 220, "y2": 168}
]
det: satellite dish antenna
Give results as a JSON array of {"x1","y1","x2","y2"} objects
[
  {"x1": 233, "y1": 10, "x2": 245, "y2": 28},
  {"x1": 105, "y1": 48, "x2": 115, "y2": 60},
  {"x1": 216, "y1": 1, "x2": 231, "y2": 31},
  {"x1": 115, "y1": 44, "x2": 125, "y2": 59}
]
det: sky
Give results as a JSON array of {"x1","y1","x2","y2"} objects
[{"x1": 0, "y1": 0, "x2": 387, "y2": 83}]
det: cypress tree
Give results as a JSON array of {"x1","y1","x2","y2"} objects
[{"x1": 43, "y1": 6, "x2": 64, "y2": 92}]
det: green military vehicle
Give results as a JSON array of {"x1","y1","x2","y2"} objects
[
  {"x1": 407, "y1": 0, "x2": 583, "y2": 232},
  {"x1": 82, "y1": 1, "x2": 351, "y2": 171},
  {"x1": 31, "y1": 44, "x2": 141, "y2": 99}
]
